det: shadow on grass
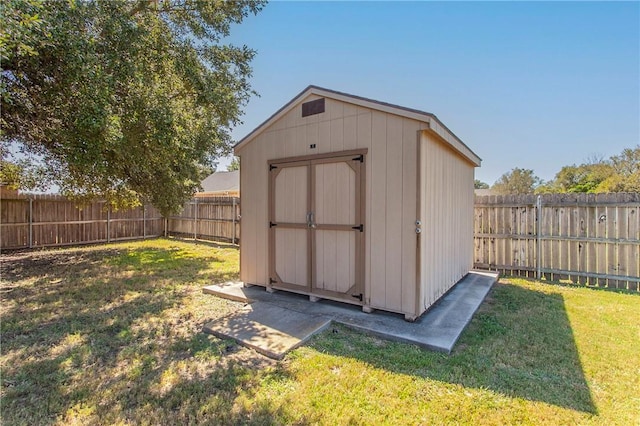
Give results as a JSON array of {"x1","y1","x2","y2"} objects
[
  {"x1": 1, "y1": 244, "x2": 288, "y2": 425},
  {"x1": 308, "y1": 282, "x2": 597, "y2": 414}
]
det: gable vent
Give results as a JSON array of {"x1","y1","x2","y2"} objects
[{"x1": 302, "y1": 98, "x2": 325, "y2": 117}]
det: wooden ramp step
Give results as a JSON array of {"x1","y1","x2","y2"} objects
[{"x1": 203, "y1": 303, "x2": 331, "y2": 360}]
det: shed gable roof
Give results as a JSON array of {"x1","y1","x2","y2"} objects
[{"x1": 234, "y1": 85, "x2": 481, "y2": 166}]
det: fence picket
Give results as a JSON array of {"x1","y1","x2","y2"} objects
[{"x1": 474, "y1": 193, "x2": 639, "y2": 290}]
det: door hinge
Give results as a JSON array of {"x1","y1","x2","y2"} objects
[
  {"x1": 352, "y1": 154, "x2": 364, "y2": 163},
  {"x1": 351, "y1": 293, "x2": 363, "y2": 301},
  {"x1": 352, "y1": 224, "x2": 364, "y2": 232},
  {"x1": 269, "y1": 277, "x2": 277, "y2": 284},
  {"x1": 269, "y1": 221, "x2": 278, "y2": 228},
  {"x1": 269, "y1": 164, "x2": 278, "y2": 171}
]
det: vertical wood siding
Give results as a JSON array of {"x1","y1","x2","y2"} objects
[{"x1": 420, "y1": 132, "x2": 475, "y2": 311}]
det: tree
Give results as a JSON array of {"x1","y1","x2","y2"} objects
[
  {"x1": 474, "y1": 179, "x2": 489, "y2": 189},
  {"x1": 535, "y1": 147, "x2": 639, "y2": 194},
  {"x1": 0, "y1": 158, "x2": 47, "y2": 190},
  {"x1": 1, "y1": 0, "x2": 265, "y2": 215},
  {"x1": 227, "y1": 156, "x2": 240, "y2": 172},
  {"x1": 491, "y1": 168, "x2": 541, "y2": 195},
  {"x1": 539, "y1": 162, "x2": 614, "y2": 193},
  {"x1": 598, "y1": 146, "x2": 640, "y2": 192}
]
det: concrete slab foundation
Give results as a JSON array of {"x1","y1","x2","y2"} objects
[
  {"x1": 203, "y1": 281, "x2": 253, "y2": 303},
  {"x1": 203, "y1": 270, "x2": 498, "y2": 359}
]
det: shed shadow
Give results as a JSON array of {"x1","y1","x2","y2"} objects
[{"x1": 307, "y1": 283, "x2": 597, "y2": 414}]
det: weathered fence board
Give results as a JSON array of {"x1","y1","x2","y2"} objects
[
  {"x1": 474, "y1": 193, "x2": 640, "y2": 291},
  {"x1": 1, "y1": 195, "x2": 238, "y2": 250},
  {"x1": 0, "y1": 194, "x2": 166, "y2": 249},
  {"x1": 167, "y1": 197, "x2": 240, "y2": 244}
]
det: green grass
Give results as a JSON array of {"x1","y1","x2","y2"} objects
[{"x1": 1, "y1": 239, "x2": 639, "y2": 425}]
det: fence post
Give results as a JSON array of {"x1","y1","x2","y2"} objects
[
  {"x1": 194, "y1": 198, "x2": 198, "y2": 240},
  {"x1": 232, "y1": 197, "x2": 237, "y2": 244},
  {"x1": 28, "y1": 198, "x2": 33, "y2": 248},
  {"x1": 107, "y1": 205, "x2": 111, "y2": 243},
  {"x1": 143, "y1": 204, "x2": 146, "y2": 239},
  {"x1": 536, "y1": 195, "x2": 542, "y2": 280}
]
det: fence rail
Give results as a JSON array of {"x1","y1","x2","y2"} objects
[
  {"x1": 0, "y1": 194, "x2": 239, "y2": 250},
  {"x1": 474, "y1": 193, "x2": 640, "y2": 291}
]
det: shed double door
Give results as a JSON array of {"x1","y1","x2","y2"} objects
[{"x1": 268, "y1": 151, "x2": 365, "y2": 304}]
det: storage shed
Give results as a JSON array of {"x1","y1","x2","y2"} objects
[{"x1": 234, "y1": 86, "x2": 481, "y2": 321}]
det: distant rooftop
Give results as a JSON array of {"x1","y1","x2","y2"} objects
[
  {"x1": 474, "y1": 188, "x2": 496, "y2": 197},
  {"x1": 199, "y1": 170, "x2": 239, "y2": 195}
]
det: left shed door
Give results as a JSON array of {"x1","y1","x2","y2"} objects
[{"x1": 269, "y1": 161, "x2": 310, "y2": 292}]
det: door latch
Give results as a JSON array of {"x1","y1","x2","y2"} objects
[{"x1": 307, "y1": 212, "x2": 316, "y2": 228}]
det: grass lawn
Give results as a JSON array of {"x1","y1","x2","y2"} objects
[{"x1": 1, "y1": 238, "x2": 638, "y2": 425}]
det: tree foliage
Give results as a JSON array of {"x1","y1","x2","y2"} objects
[
  {"x1": 1, "y1": 0, "x2": 265, "y2": 215},
  {"x1": 536, "y1": 162, "x2": 614, "y2": 193},
  {"x1": 491, "y1": 168, "x2": 541, "y2": 195},
  {"x1": 227, "y1": 156, "x2": 240, "y2": 172},
  {"x1": 598, "y1": 146, "x2": 640, "y2": 192},
  {"x1": 474, "y1": 179, "x2": 489, "y2": 189},
  {"x1": 536, "y1": 146, "x2": 639, "y2": 194},
  {"x1": 0, "y1": 157, "x2": 47, "y2": 190}
]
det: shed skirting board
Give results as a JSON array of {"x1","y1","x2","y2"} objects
[{"x1": 242, "y1": 281, "x2": 422, "y2": 319}]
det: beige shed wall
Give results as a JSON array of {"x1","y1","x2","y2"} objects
[
  {"x1": 419, "y1": 131, "x2": 475, "y2": 312},
  {"x1": 236, "y1": 94, "x2": 429, "y2": 316}
]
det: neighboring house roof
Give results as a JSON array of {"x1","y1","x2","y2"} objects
[
  {"x1": 474, "y1": 188, "x2": 496, "y2": 196},
  {"x1": 234, "y1": 85, "x2": 481, "y2": 166},
  {"x1": 199, "y1": 171, "x2": 239, "y2": 194}
]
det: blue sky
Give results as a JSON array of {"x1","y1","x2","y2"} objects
[{"x1": 223, "y1": 1, "x2": 640, "y2": 185}]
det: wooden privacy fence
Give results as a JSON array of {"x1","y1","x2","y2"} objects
[
  {"x1": 167, "y1": 197, "x2": 240, "y2": 244},
  {"x1": 0, "y1": 195, "x2": 239, "y2": 250},
  {"x1": 474, "y1": 193, "x2": 640, "y2": 291},
  {"x1": 3, "y1": 192, "x2": 639, "y2": 291},
  {"x1": 0, "y1": 194, "x2": 165, "y2": 249}
]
